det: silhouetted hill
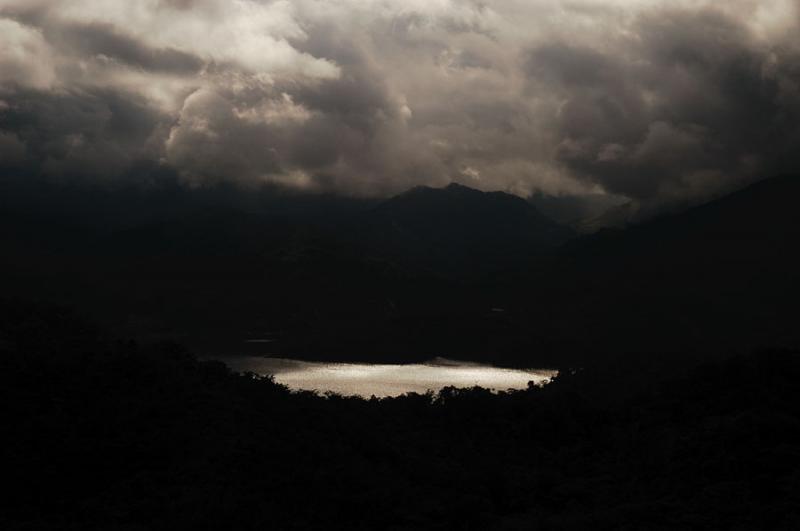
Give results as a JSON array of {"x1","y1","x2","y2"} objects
[
  {"x1": 517, "y1": 174, "x2": 800, "y2": 357},
  {"x1": 1, "y1": 194, "x2": 490, "y2": 362},
  {"x1": 1, "y1": 175, "x2": 798, "y2": 365},
  {"x1": 100, "y1": 207, "x2": 341, "y2": 260},
  {"x1": 356, "y1": 183, "x2": 575, "y2": 275},
  {"x1": 4, "y1": 301, "x2": 800, "y2": 529},
  {"x1": 569, "y1": 174, "x2": 800, "y2": 262}
]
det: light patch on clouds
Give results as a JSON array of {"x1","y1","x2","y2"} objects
[{"x1": 0, "y1": 18, "x2": 56, "y2": 89}]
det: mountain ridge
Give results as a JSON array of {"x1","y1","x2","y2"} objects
[
  {"x1": 354, "y1": 182, "x2": 575, "y2": 276},
  {"x1": 1, "y1": 174, "x2": 798, "y2": 363}
]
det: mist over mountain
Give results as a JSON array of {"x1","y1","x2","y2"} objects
[{"x1": 528, "y1": 191, "x2": 630, "y2": 229}]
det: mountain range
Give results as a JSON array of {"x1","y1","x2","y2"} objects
[{"x1": 1, "y1": 174, "x2": 798, "y2": 364}]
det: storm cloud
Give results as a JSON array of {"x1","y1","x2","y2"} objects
[{"x1": 0, "y1": 0, "x2": 798, "y2": 208}]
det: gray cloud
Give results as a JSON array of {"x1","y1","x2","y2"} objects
[
  {"x1": 0, "y1": 0, "x2": 797, "y2": 208},
  {"x1": 53, "y1": 21, "x2": 206, "y2": 75},
  {"x1": 539, "y1": 7, "x2": 800, "y2": 208},
  {"x1": 0, "y1": 85, "x2": 166, "y2": 182}
]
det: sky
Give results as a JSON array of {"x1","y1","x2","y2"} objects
[{"x1": 0, "y1": 0, "x2": 798, "y2": 212}]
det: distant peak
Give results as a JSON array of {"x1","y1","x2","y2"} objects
[
  {"x1": 396, "y1": 182, "x2": 480, "y2": 199},
  {"x1": 390, "y1": 182, "x2": 529, "y2": 204},
  {"x1": 444, "y1": 182, "x2": 478, "y2": 192}
]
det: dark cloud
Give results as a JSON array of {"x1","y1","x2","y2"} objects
[
  {"x1": 531, "y1": 6, "x2": 800, "y2": 209},
  {"x1": 0, "y1": 0, "x2": 797, "y2": 208},
  {"x1": 0, "y1": 86, "x2": 166, "y2": 181},
  {"x1": 53, "y1": 22, "x2": 205, "y2": 75}
]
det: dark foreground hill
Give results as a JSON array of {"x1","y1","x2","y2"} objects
[{"x1": 3, "y1": 302, "x2": 800, "y2": 530}]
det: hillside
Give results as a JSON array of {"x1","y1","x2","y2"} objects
[
  {"x1": 513, "y1": 174, "x2": 800, "y2": 358},
  {"x1": 356, "y1": 183, "x2": 574, "y2": 276}
]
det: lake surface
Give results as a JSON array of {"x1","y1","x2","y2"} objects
[{"x1": 218, "y1": 356, "x2": 556, "y2": 398}]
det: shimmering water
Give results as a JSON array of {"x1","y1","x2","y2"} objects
[{"x1": 218, "y1": 356, "x2": 556, "y2": 398}]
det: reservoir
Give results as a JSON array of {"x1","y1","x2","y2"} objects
[{"x1": 217, "y1": 356, "x2": 556, "y2": 398}]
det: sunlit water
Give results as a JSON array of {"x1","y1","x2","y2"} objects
[{"x1": 217, "y1": 356, "x2": 556, "y2": 398}]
